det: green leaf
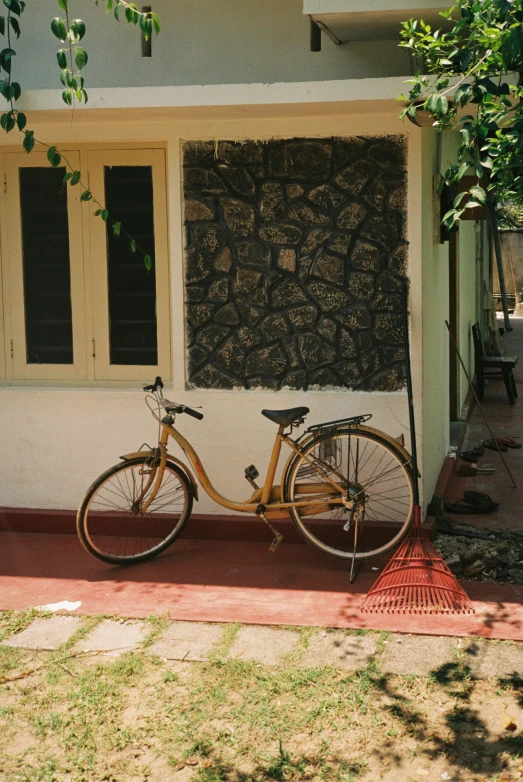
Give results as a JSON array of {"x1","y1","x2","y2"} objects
[
  {"x1": 57, "y1": 0, "x2": 68, "y2": 11},
  {"x1": 50, "y1": 17, "x2": 67, "y2": 41},
  {"x1": 47, "y1": 146, "x2": 61, "y2": 167},
  {"x1": 8, "y1": 16, "x2": 20, "y2": 37},
  {"x1": 75, "y1": 46, "x2": 88, "y2": 70},
  {"x1": 94, "y1": 208, "x2": 102, "y2": 216},
  {"x1": 101, "y1": 209, "x2": 108, "y2": 221},
  {"x1": 0, "y1": 47, "x2": 16, "y2": 74},
  {"x1": 436, "y1": 94, "x2": 449, "y2": 116},
  {"x1": 15, "y1": 110, "x2": 25, "y2": 129},
  {"x1": 144, "y1": 254, "x2": 152, "y2": 271},
  {"x1": 0, "y1": 17, "x2": 4, "y2": 36},
  {"x1": 3, "y1": 0, "x2": 21, "y2": 16},
  {"x1": 62, "y1": 88, "x2": 73, "y2": 105},
  {"x1": 63, "y1": 172, "x2": 73, "y2": 184},
  {"x1": 22, "y1": 129, "x2": 34, "y2": 152},
  {"x1": 457, "y1": 161, "x2": 470, "y2": 180},
  {"x1": 130, "y1": 238, "x2": 136, "y2": 253},
  {"x1": 56, "y1": 49, "x2": 67, "y2": 69},
  {"x1": 1, "y1": 110, "x2": 15, "y2": 131},
  {"x1": 80, "y1": 190, "x2": 92, "y2": 201},
  {"x1": 113, "y1": 221, "x2": 121, "y2": 236},
  {"x1": 426, "y1": 94, "x2": 439, "y2": 113},
  {"x1": 70, "y1": 170, "x2": 81, "y2": 185},
  {"x1": 69, "y1": 19, "x2": 86, "y2": 41},
  {"x1": 469, "y1": 185, "x2": 487, "y2": 205},
  {"x1": 150, "y1": 11, "x2": 160, "y2": 34}
]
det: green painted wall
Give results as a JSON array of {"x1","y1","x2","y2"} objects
[
  {"x1": 457, "y1": 220, "x2": 478, "y2": 409},
  {"x1": 421, "y1": 129, "x2": 450, "y2": 505},
  {"x1": 17, "y1": 0, "x2": 416, "y2": 90}
]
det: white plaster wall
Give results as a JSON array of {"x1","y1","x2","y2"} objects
[
  {"x1": 0, "y1": 108, "x2": 425, "y2": 514},
  {"x1": 14, "y1": 0, "x2": 413, "y2": 91}
]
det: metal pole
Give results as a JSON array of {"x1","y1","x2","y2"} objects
[
  {"x1": 488, "y1": 207, "x2": 512, "y2": 332},
  {"x1": 445, "y1": 320, "x2": 517, "y2": 488}
]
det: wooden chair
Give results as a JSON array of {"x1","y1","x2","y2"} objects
[{"x1": 472, "y1": 322, "x2": 518, "y2": 405}]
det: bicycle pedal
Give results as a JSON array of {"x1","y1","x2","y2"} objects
[{"x1": 269, "y1": 534, "x2": 283, "y2": 553}]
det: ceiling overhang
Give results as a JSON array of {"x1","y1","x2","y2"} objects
[{"x1": 304, "y1": 1, "x2": 450, "y2": 43}]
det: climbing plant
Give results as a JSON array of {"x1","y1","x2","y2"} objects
[
  {"x1": 0, "y1": 0, "x2": 161, "y2": 268},
  {"x1": 399, "y1": 0, "x2": 523, "y2": 230}
]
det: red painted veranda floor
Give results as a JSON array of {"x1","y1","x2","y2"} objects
[{"x1": 1, "y1": 531, "x2": 523, "y2": 640}]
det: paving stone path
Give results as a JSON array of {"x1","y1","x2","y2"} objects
[{"x1": 3, "y1": 615, "x2": 523, "y2": 679}]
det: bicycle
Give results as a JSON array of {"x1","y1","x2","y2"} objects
[{"x1": 77, "y1": 377, "x2": 415, "y2": 574}]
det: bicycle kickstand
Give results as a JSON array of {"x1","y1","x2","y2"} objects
[{"x1": 349, "y1": 513, "x2": 360, "y2": 585}]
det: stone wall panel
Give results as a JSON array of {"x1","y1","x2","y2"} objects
[{"x1": 183, "y1": 136, "x2": 408, "y2": 391}]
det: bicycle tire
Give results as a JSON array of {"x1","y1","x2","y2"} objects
[
  {"x1": 77, "y1": 457, "x2": 193, "y2": 565},
  {"x1": 283, "y1": 426, "x2": 414, "y2": 561}
]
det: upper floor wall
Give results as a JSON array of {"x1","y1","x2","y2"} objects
[{"x1": 15, "y1": 0, "x2": 446, "y2": 91}]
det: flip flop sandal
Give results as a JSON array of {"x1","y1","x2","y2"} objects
[
  {"x1": 445, "y1": 500, "x2": 479, "y2": 514},
  {"x1": 483, "y1": 439, "x2": 508, "y2": 452},
  {"x1": 460, "y1": 451, "x2": 479, "y2": 463},
  {"x1": 499, "y1": 438, "x2": 522, "y2": 449},
  {"x1": 463, "y1": 490, "x2": 499, "y2": 511}
]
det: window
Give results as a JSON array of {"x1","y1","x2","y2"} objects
[{"x1": 1, "y1": 148, "x2": 170, "y2": 382}]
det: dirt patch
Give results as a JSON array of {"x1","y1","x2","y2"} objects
[{"x1": 2, "y1": 625, "x2": 523, "y2": 781}]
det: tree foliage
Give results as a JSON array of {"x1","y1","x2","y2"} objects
[
  {"x1": 0, "y1": 0, "x2": 160, "y2": 268},
  {"x1": 399, "y1": 0, "x2": 523, "y2": 230}
]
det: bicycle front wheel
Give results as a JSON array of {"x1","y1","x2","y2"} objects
[
  {"x1": 77, "y1": 457, "x2": 193, "y2": 565},
  {"x1": 283, "y1": 428, "x2": 414, "y2": 561}
]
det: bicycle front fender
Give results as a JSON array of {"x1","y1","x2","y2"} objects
[{"x1": 120, "y1": 450, "x2": 199, "y2": 501}]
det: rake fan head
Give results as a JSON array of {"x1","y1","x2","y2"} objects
[{"x1": 361, "y1": 508, "x2": 475, "y2": 615}]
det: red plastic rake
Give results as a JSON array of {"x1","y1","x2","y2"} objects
[{"x1": 361, "y1": 286, "x2": 474, "y2": 615}]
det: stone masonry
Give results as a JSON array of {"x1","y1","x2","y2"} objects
[{"x1": 183, "y1": 136, "x2": 408, "y2": 391}]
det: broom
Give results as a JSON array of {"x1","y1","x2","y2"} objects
[{"x1": 361, "y1": 285, "x2": 474, "y2": 614}]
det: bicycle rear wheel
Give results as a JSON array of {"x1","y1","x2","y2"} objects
[
  {"x1": 283, "y1": 427, "x2": 414, "y2": 561},
  {"x1": 77, "y1": 457, "x2": 193, "y2": 565}
]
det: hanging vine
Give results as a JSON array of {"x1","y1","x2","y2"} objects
[{"x1": 0, "y1": 0, "x2": 161, "y2": 269}]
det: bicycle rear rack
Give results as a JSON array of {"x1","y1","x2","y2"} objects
[{"x1": 307, "y1": 414, "x2": 372, "y2": 435}]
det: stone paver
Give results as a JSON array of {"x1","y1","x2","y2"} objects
[
  {"x1": 228, "y1": 625, "x2": 299, "y2": 665},
  {"x1": 76, "y1": 620, "x2": 146, "y2": 656},
  {"x1": 301, "y1": 631, "x2": 377, "y2": 670},
  {"x1": 147, "y1": 621, "x2": 224, "y2": 661},
  {"x1": 381, "y1": 634, "x2": 458, "y2": 676},
  {"x1": 463, "y1": 640, "x2": 523, "y2": 679},
  {"x1": 3, "y1": 616, "x2": 83, "y2": 650}
]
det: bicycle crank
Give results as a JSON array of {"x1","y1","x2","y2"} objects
[{"x1": 256, "y1": 505, "x2": 284, "y2": 552}]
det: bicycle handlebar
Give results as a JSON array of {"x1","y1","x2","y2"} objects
[
  {"x1": 181, "y1": 406, "x2": 204, "y2": 420},
  {"x1": 143, "y1": 376, "x2": 204, "y2": 421}
]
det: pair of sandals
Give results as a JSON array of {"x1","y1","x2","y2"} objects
[
  {"x1": 482, "y1": 438, "x2": 521, "y2": 453},
  {"x1": 446, "y1": 490, "x2": 499, "y2": 515},
  {"x1": 460, "y1": 437, "x2": 521, "y2": 462}
]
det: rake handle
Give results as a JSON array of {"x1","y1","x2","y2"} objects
[{"x1": 401, "y1": 284, "x2": 420, "y2": 508}]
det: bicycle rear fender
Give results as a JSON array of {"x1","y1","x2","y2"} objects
[
  {"x1": 281, "y1": 424, "x2": 415, "y2": 483},
  {"x1": 120, "y1": 450, "x2": 199, "y2": 500}
]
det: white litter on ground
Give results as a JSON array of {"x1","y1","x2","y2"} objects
[{"x1": 36, "y1": 600, "x2": 82, "y2": 612}]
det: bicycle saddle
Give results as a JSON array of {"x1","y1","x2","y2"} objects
[{"x1": 261, "y1": 407, "x2": 310, "y2": 427}]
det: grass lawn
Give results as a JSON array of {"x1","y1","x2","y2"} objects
[{"x1": 1, "y1": 611, "x2": 523, "y2": 781}]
